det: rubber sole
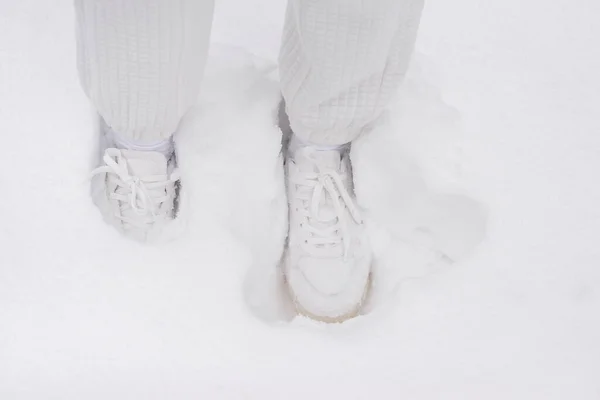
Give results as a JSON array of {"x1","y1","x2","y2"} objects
[{"x1": 287, "y1": 274, "x2": 372, "y2": 323}]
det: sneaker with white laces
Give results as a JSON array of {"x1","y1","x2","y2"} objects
[
  {"x1": 283, "y1": 145, "x2": 372, "y2": 322},
  {"x1": 91, "y1": 147, "x2": 180, "y2": 243}
]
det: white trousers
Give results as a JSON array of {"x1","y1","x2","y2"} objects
[{"x1": 75, "y1": 0, "x2": 424, "y2": 145}]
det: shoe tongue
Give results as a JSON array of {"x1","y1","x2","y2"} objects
[
  {"x1": 297, "y1": 148, "x2": 344, "y2": 226},
  {"x1": 119, "y1": 149, "x2": 167, "y2": 176},
  {"x1": 296, "y1": 148, "x2": 342, "y2": 173},
  {"x1": 312, "y1": 149, "x2": 341, "y2": 171}
]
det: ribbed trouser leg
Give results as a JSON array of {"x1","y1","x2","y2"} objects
[
  {"x1": 279, "y1": 0, "x2": 424, "y2": 146},
  {"x1": 74, "y1": 0, "x2": 215, "y2": 142}
]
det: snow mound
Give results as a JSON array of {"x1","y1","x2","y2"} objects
[{"x1": 3, "y1": 0, "x2": 600, "y2": 397}]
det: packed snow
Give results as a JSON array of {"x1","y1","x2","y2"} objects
[{"x1": 1, "y1": 0, "x2": 599, "y2": 399}]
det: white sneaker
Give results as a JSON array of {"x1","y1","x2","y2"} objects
[
  {"x1": 91, "y1": 147, "x2": 180, "y2": 242},
  {"x1": 283, "y1": 146, "x2": 372, "y2": 322}
]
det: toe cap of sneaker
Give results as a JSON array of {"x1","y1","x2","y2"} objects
[{"x1": 286, "y1": 254, "x2": 371, "y2": 321}]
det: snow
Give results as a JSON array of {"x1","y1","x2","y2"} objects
[{"x1": 1, "y1": 0, "x2": 600, "y2": 399}]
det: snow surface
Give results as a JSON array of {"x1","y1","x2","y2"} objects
[{"x1": 1, "y1": 0, "x2": 600, "y2": 399}]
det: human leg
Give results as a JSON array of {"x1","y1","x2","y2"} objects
[
  {"x1": 280, "y1": 0, "x2": 424, "y2": 321},
  {"x1": 75, "y1": 0, "x2": 215, "y2": 241}
]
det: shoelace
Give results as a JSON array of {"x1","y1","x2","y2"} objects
[
  {"x1": 91, "y1": 149, "x2": 180, "y2": 230},
  {"x1": 292, "y1": 160, "x2": 363, "y2": 258}
]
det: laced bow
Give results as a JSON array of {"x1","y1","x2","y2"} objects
[
  {"x1": 91, "y1": 149, "x2": 179, "y2": 229},
  {"x1": 293, "y1": 155, "x2": 363, "y2": 258}
]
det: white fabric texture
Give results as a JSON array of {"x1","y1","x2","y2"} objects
[
  {"x1": 279, "y1": 0, "x2": 424, "y2": 145},
  {"x1": 74, "y1": 0, "x2": 422, "y2": 145},
  {"x1": 75, "y1": 0, "x2": 215, "y2": 142}
]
